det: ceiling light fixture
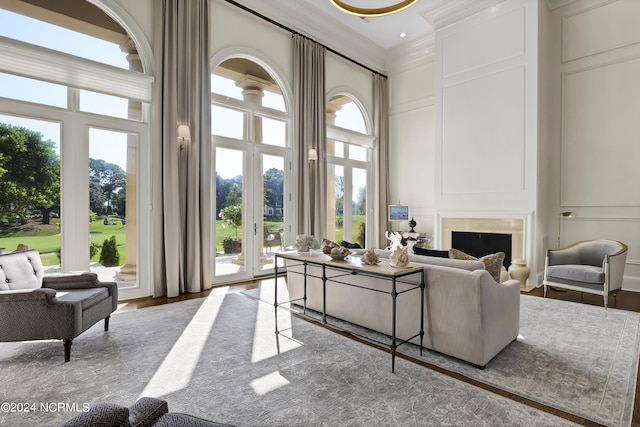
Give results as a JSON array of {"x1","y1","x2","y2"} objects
[{"x1": 329, "y1": 0, "x2": 420, "y2": 18}]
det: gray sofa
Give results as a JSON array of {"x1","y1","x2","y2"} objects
[
  {"x1": 0, "y1": 249, "x2": 118, "y2": 362},
  {"x1": 60, "y1": 397, "x2": 232, "y2": 427},
  {"x1": 285, "y1": 249, "x2": 520, "y2": 367}
]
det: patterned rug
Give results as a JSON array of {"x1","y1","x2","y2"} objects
[
  {"x1": 244, "y1": 279, "x2": 640, "y2": 427},
  {"x1": 0, "y1": 288, "x2": 579, "y2": 426}
]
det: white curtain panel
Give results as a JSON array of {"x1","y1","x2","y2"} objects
[
  {"x1": 374, "y1": 74, "x2": 390, "y2": 248},
  {"x1": 153, "y1": 0, "x2": 212, "y2": 297},
  {"x1": 293, "y1": 35, "x2": 327, "y2": 240}
]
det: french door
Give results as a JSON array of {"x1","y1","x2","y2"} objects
[{"x1": 213, "y1": 143, "x2": 289, "y2": 283}]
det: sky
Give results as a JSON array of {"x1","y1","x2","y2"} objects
[{"x1": 0, "y1": 8, "x2": 130, "y2": 170}]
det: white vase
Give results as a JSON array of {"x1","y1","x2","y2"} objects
[{"x1": 508, "y1": 259, "x2": 530, "y2": 287}]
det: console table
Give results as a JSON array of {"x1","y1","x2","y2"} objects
[{"x1": 274, "y1": 252, "x2": 425, "y2": 373}]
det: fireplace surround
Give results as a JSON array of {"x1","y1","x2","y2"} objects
[{"x1": 440, "y1": 216, "x2": 527, "y2": 265}]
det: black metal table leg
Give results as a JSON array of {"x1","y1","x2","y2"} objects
[
  {"x1": 420, "y1": 269, "x2": 425, "y2": 355},
  {"x1": 322, "y1": 264, "x2": 327, "y2": 324},
  {"x1": 391, "y1": 276, "x2": 397, "y2": 373}
]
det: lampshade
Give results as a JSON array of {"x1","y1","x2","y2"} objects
[
  {"x1": 329, "y1": 0, "x2": 420, "y2": 18},
  {"x1": 308, "y1": 148, "x2": 318, "y2": 162},
  {"x1": 177, "y1": 125, "x2": 191, "y2": 140}
]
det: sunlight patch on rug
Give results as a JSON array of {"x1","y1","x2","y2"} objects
[
  {"x1": 251, "y1": 281, "x2": 301, "y2": 363},
  {"x1": 138, "y1": 287, "x2": 229, "y2": 399},
  {"x1": 250, "y1": 371, "x2": 291, "y2": 396}
]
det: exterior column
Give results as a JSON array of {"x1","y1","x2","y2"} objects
[
  {"x1": 116, "y1": 37, "x2": 141, "y2": 282},
  {"x1": 325, "y1": 100, "x2": 342, "y2": 241}
]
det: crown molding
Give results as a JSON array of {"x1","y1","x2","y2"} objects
[
  {"x1": 420, "y1": 0, "x2": 508, "y2": 30},
  {"x1": 227, "y1": 0, "x2": 388, "y2": 74},
  {"x1": 386, "y1": 32, "x2": 435, "y2": 70}
]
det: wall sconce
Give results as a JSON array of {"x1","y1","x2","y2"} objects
[
  {"x1": 308, "y1": 148, "x2": 318, "y2": 166},
  {"x1": 557, "y1": 211, "x2": 573, "y2": 248},
  {"x1": 177, "y1": 124, "x2": 191, "y2": 150}
]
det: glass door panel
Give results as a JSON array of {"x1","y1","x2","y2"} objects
[
  {"x1": 257, "y1": 154, "x2": 284, "y2": 273},
  {"x1": 88, "y1": 128, "x2": 137, "y2": 285},
  {"x1": 214, "y1": 147, "x2": 247, "y2": 279},
  {"x1": 0, "y1": 115, "x2": 61, "y2": 270},
  {"x1": 327, "y1": 165, "x2": 344, "y2": 243},
  {"x1": 352, "y1": 168, "x2": 367, "y2": 247}
]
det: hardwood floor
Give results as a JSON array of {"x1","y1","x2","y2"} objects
[{"x1": 116, "y1": 280, "x2": 640, "y2": 426}]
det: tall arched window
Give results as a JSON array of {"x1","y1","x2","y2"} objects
[
  {"x1": 326, "y1": 94, "x2": 374, "y2": 247},
  {"x1": 211, "y1": 56, "x2": 291, "y2": 283},
  {"x1": 0, "y1": 1, "x2": 152, "y2": 300}
]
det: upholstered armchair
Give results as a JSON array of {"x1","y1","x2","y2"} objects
[
  {"x1": 543, "y1": 240, "x2": 627, "y2": 308},
  {"x1": 0, "y1": 249, "x2": 118, "y2": 361}
]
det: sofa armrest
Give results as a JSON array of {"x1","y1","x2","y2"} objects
[
  {"x1": 44, "y1": 275, "x2": 118, "y2": 310},
  {"x1": 43, "y1": 272, "x2": 99, "y2": 288},
  {"x1": 0, "y1": 288, "x2": 57, "y2": 303},
  {"x1": 606, "y1": 249, "x2": 628, "y2": 292},
  {"x1": 129, "y1": 397, "x2": 169, "y2": 427},
  {"x1": 59, "y1": 402, "x2": 129, "y2": 427}
]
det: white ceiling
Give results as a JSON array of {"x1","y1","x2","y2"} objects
[
  {"x1": 297, "y1": 0, "x2": 435, "y2": 51},
  {"x1": 233, "y1": 0, "x2": 508, "y2": 72},
  {"x1": 229, "y1": 0, "x2": 574, "y2": 72}
]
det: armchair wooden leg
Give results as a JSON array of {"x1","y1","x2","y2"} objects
[
  {"x1": 64, "y1": 339, "x2": 72, "y2": 363},
  {"x1": 104, "y1": 316, "x2": 110, "y2": 332}
]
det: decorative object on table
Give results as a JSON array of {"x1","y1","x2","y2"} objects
[
  {"x1": 404, "y1": 237, "x2": 417, "y2": 256},
  {"x1": 385, "y1": 231, "x2": 404, "y2": 251},
  {"x1": 321, "y1": 240, "x2": 351, "y2": 260},
  {"x1": 408, "y1": 217, "x2": 416, "y2": 232},
  {"x1": 508, "y1": 258, "x2": 530, "y2": 287},
  {"x1": 361, "y1": 248, "x2": 381, "y2": 265},
  {"x1": 390, "y1": 246, "x2": 410, "y2": 268},
  {"x1": 294, "y1": 235, "x2": 320, "y2": 253},
  {"x1": 327, "y1": 246, "x2": 351, "y2": 260}
]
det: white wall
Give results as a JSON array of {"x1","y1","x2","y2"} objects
[
  {"x1": 433, "y1": 0, "x2": 541, "y2": 274},
  {"x1": 546, "y1": 0, "x2": 640, "y2": 290},
  {"x1": 388, "y1": 57, "x2": 436, "y2": 236}
]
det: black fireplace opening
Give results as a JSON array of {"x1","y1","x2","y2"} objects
[{"x1": 451, "y1": 231, "x2": 512, "y2": 268}]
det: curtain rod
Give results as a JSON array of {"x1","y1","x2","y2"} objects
[{"x1": 224, "y1": 0, "x2": 388, "y2": 79}]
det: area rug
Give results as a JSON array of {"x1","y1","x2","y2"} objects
[
  {"x1": 244, "y1": 279, "x2": 640, "y2": 427},
  {"x1": 0, "y1": 289, "x2": 577, "y2": 426}
]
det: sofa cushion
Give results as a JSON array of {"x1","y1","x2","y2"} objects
[
  {"x1": 0, "y1": 250, "x2": 44, "y2": 291},
  {"x1": 449, "y1": 248, "x2": 504, "y2": 282},
  {"x1": 413, "y1": 247, "x2": 448, "y2": 258},
  {"x1": 55, "y1": 288, "x2": 110, "y2": 310},
  {"x1": 547, "y1": 264, "x2": 605, "y2": 285}
]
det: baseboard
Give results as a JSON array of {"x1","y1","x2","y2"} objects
[{"x1": 622, "y1": 276, "x2": 640, "y2": 292}]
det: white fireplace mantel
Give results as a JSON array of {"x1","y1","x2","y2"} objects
[{"x1": 434, "y1": 210, "x2": 537, "y2": 283}]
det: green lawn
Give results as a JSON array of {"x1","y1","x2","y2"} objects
[
  {"x1": 333, "y1": 215, "x2": 365, "y2": 246},
  {"x1": 0, "y1": 216, "x2": 127, "y2": 266},
  {"x1": 1, "y1": 217, "x2": 284, "y2": 265}
]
